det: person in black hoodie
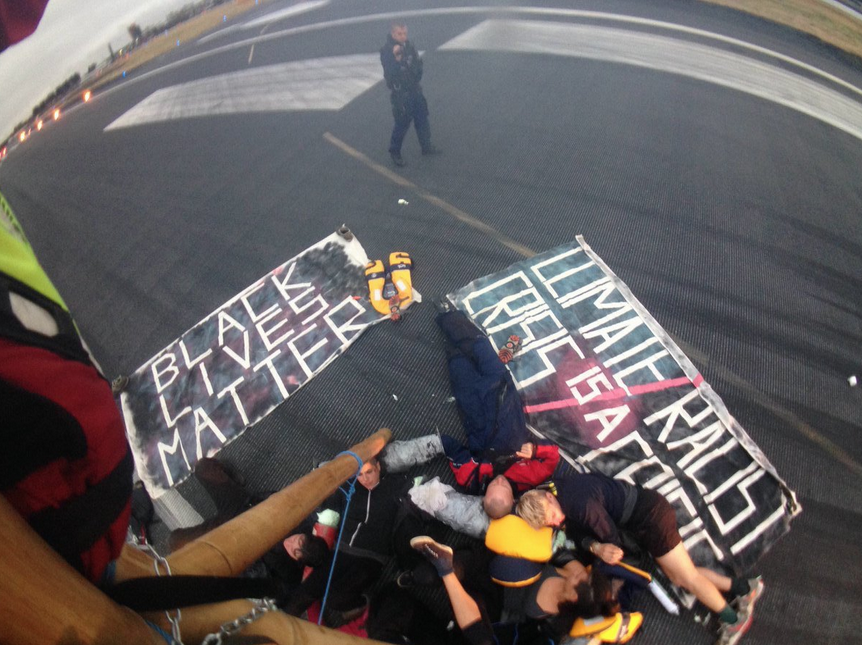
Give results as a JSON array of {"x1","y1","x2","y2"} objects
[
  {"x1": 283, "y1": 457, "x2": 419, "y2": 624},
  {"x1": 380, "y1": 21, "x2": 439, "y2": 167}
]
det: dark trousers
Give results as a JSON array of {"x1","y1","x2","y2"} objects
[
  {"x1": 436, "y1": 311, "x2": 528, "y2": 455},
  {"x1": 389, "y1": 92, "x2": 431, "y2": 154},
  {"x1": 284, "y1": 551, "x2": 383, "y2": 617}
]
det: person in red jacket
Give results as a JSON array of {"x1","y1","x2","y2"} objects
[{"x1": 381, "y1": 308, "x2": 561, "y2": 502}]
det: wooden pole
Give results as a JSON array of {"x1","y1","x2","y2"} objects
[
  {"x1": 0, "y1": 494, "x2": 161, "y2": 645},
  {"x1": 118, "y1": 429, "x2": 393, "y2": 644},
  {"x1": 179, "y1": 427, "x2": 390, "y2": 576}
]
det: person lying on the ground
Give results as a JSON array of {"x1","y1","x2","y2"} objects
[
  {"x1": 284, "y1": 457, "x2": 443, "y2": 625},
  {"x1": 407, "y1": 476, "x2": 490, "y2": 538},
  {"x1": 404, "y1": 474, "x2": 534, "y2": 538},
  {"x1": 163, "y1": 456, "x2": 331, "y2": 607},
  {"x1": 382, "y1": 432, "x2": 561, "y2": 497},
  {"x1": 483, "y1": 474, "x2": 517, "y2": 519},
  {"x1": 264, "y1": 531, "x2": 329, "y2": 594},
  {"x1": 381, "y1": 307, "x2": 560, "y2": 505},
  {"x1": 437, "y1": 308, "x2": 530, "y2": 456},
  {"x1": 410, "y1": 535, "x2": 616, "y2": 645},
  {"x1": 517, "y1": 475, "x2": 765, "y2": 645},
  {"x1": 365, "y1": 581, "x2": 462, "y2": 645}
]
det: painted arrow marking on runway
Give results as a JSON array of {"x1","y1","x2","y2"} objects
[
  {"x1": 104, "y1": 54, "x2": 381, "y2": 130},
  {"x1": 440, "y1": 19, "x2": 862, "y2": 143}
]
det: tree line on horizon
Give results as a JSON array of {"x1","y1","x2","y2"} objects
[{"x1": 3, "y1": 0, "x2": 235, "y2": 146}]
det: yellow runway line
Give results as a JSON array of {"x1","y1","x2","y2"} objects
[
  {"x1": 323, "y1": 132, "x2": 536, "y2": 258},
  {"x1": 325, "y1": 131, "x2": 861, "y2": 480}
]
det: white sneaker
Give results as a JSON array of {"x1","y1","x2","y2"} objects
[
  {"x1": 737, "y1": 576, "x2": 765, "y2": 615},
  {"x1": 716, "y1": 604, "x2": 753, "y2": 645}
]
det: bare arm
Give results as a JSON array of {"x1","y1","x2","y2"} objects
[{"x1": 441, "y1": 572, "x2": 483, "y2": 629}]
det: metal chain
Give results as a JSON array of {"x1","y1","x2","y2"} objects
[
  {"x1": 127, "y1": 531, "x2": 276, "y2": 645},
  {"x1": 201, "y1": 598, "x2": 278, "y2": 645},
  {"x1": 128, "y1": 534, "x2": 183, "y2": 644}
]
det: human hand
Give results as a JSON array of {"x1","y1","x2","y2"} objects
[
  {"x1": 591, "y1": 542, "x2": 624, "y2": 565},
  {"x1": 393, "y1": 45, "x2": 403, "y2": 58},
  {"x1": 516, "y1": 442, "x2": 535, "y2": 459}
]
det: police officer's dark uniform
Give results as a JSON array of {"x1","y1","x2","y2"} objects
[{"x1": 380, "y1": 30, "x2": 436, "y2": 166}]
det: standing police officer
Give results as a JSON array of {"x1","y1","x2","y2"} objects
[{"x1": 380, "y1": 21, "x2": 439, "y2": 167}]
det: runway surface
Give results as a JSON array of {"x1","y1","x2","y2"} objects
[{"x1": 1, "y1": 1, "x2": 861, "y2": 643}]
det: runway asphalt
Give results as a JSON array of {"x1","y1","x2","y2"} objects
[{"x1": 1, "y1": 1, "x2": 861, "y2": 643}]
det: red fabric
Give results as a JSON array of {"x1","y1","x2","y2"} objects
[
  {"x1": 0, "y1": 0, "x2": 49, "y2": 51},
  {"x1": 301, "y1": 522, "x2": 337, "y2": 580},
  {"x1": 302, "y1": 521, "x2": 368, "y2": 635},
  {"x1": 0, "y1": 338, "x2": 131, "y2": 582},
  {"x1": 449, "y1": 444, "x2": 561, "y2": 493},
  {"x1": 504, "y1": 444, "x2": 560, "y2": 491}
]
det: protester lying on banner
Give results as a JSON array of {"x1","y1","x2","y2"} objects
[
  {"x1": 408, "y1": 476, "x2": 490, "y2": 538},
  {"x1": 283, "y1": 457, "x2": 446, "y2": 626},
  {"x1": 164, "y1": 456, "x2": 332, "y2": 608},
  {"x1": 517, "y1": 475, "x2": 765, "y2": 645},
  {"x1": 383, "y1": 432, "x2": 561, "y2": 499},
  {"x1": 410, "y1": 534, "x2": 619, "y2": 645},
  {"x1": 380, "y1": 308, "x2": 561, "y2": 501},
  {"x1": 438, "y1": 307, "x2": 530, "y2": 454}
]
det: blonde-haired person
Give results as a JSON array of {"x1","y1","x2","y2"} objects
[{"x1": 517, "y1": 473, "x2": 763, "y2": 645}]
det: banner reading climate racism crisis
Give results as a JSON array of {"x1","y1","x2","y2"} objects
[
  {"x1": 448, "y1": 236, "x2": 799, "y2": 587},
  {"x1": 123, "y1": 230, "x2": 385, "y2": 497}
]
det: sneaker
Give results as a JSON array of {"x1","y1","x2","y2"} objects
[
  {"x1": 390, "y1": 151, "x2": 405, "y2": 167},
  {"x1": 410, "y1": 536, "x2": 454, "y2": 576},
  {"x1": 421, "y1": 145, "x2": 441, "y2": 156},
  {"x1": 433, "y1": 297, "x2": 455, "y2": 315},
  {"x1": 736, "y1": 576, "x2": 764, "y2": 615},
  {"x1": 715, "y1": 605, "x2": 753, "y2": 645},
  {"x1": 498, "y1": 335, "x2": 522, "y2": 364}
]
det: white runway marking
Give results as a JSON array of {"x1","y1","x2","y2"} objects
[
  {"x1": 198, "y1": 0, "x2": 330, "y2": 43},
  {"x1": 104, "y1": 54, "x2": 382, "y2": 130},
  {"x1": 101, "y1": 7, "x2": 862, "y2": 116},
  {"x1": 440, "y1": 19, "x2": 862, "y2": 142},
  {"x1": 242, "y1": 0, "x2": 330, "y2": 29}
]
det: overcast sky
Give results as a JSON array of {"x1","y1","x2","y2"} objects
[{"x1": 0, "y1": 0, "x2": 197, "y2": 137}]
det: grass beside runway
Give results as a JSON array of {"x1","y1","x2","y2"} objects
[
  {"x1": 89, "y1": 0, "x2": 272, "y2": 91},
  {"x1": 90, "y1": 0, "x2": 862, "y2": 94}
]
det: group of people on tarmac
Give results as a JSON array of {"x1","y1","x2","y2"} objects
[
  {"x1": 1, "y1": 10, "x2": 764, "y2": 645},
  {"x1": 207, "y1": 305, "x2": 760, "y2": 645}
]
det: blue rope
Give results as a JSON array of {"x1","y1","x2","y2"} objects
[{"x1": 318, "y1": 450, "x2": 364, "y2": 624}]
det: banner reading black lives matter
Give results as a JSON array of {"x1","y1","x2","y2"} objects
[
  {"x1": 123, "y1": 230, "x2": 389, "y2": 497},
  {"x1": 448, "y1": 236, "x2": 799, "y2": 591}
]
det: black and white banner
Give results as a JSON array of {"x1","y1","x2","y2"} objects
[
  {"x1": 448, "y1": 237, "x2": 799, "y2": 580},
  {"x1": 123, "y1": 230, "x2": 384, "y2": 497}
]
